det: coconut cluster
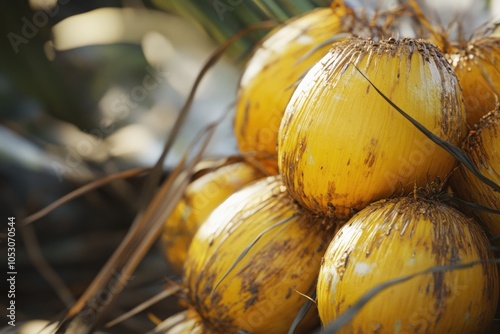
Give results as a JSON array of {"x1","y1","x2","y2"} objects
[{"x1": 160, "y1": 1, "x2": 500, "y2": 333}]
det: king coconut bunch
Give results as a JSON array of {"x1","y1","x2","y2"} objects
[
  {"x1": 159, "y1": 2, "x2": 359, "y2": 331},
  {"x1": 276, "y1": 32, "x2": 500, "y2": 333},
  {"x1": 159, "y1": 2, "x2": 500, "y2": 334}
]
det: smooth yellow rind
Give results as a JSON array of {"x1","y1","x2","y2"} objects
[
  {"x1": 317, "y1": 197, "x2": 499, "y2": 334},
  {"x1": 447, "y1": 37, "x2": 500, "y2": 128},
  {"x1": 451, "y1": 108, "x2": 500, "y2": 241},
  {"x1": 235, "y1": 7, "x2": 350, "y2": 174},
  {"x1": 279, "y1": 37, "x2": 466, "y2": 220},
  {"x1": 162, "y1": 161, "x2": 262, "y2": 274},
  {"x1": 184, "y1": 176, "x2": 336, "y2": 333}
]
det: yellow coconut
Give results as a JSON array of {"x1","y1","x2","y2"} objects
[
  {"x1": 451, "y1": 107, "x2": 500, "y2": 242},
  {"x1": 162, "y1": 160, "x2": 263, "y2": 274},
  {"x1": 317, "y1": 196, "x2": 498, "y2": 334},
  {"x1": 234, "y1": 2, "x2": 356, "y2": 174},
  {"x1": 184, "y1": 175, "x2": 337, "y2": 333},
  {"x1": 447, "y1": 37, "x2": 500, "y2": 128},
  {"x1": 278, "y1": 37, "x2": 466, "y2": 220}
]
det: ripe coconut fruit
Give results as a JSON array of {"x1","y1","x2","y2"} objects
[
  {"x1": 451, "y1": 107, "x2": 500, "y2": 242},
  {"x1": 317, "y1": 196, "x2": 499, "y2": 334},
  {"x1": 446, "y1": 37, "x2": 500, "y2": 128},
  {"x1": 278, "y1": 37, "x2": 466, "y2": 220},
  {"x1": 183, "y1": 175, "x2": 337, "y2": 333},
  {"x1": 162, "y1": 160, "x2": 263, "y2": 274},
  {"x1": 234, "y1": 2, "x2": 356, "y2": 174}
]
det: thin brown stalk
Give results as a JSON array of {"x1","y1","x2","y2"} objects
[
  {"x1": 23, "y1": 167, "x2": 151, "y2": 226},
  {"x1": 105, "y1": 285, "x2": 181, "y2": 328},
  {"x1": 294, "y1": 290, "x2": 316, "y2": 304},
  {"x1": 405, "y1": 0, "x2": 450, "y2": 50}
]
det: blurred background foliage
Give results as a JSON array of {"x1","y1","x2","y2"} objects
[{"x1": 0, "y1": 0, "x2": 499, "y2": 333}]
